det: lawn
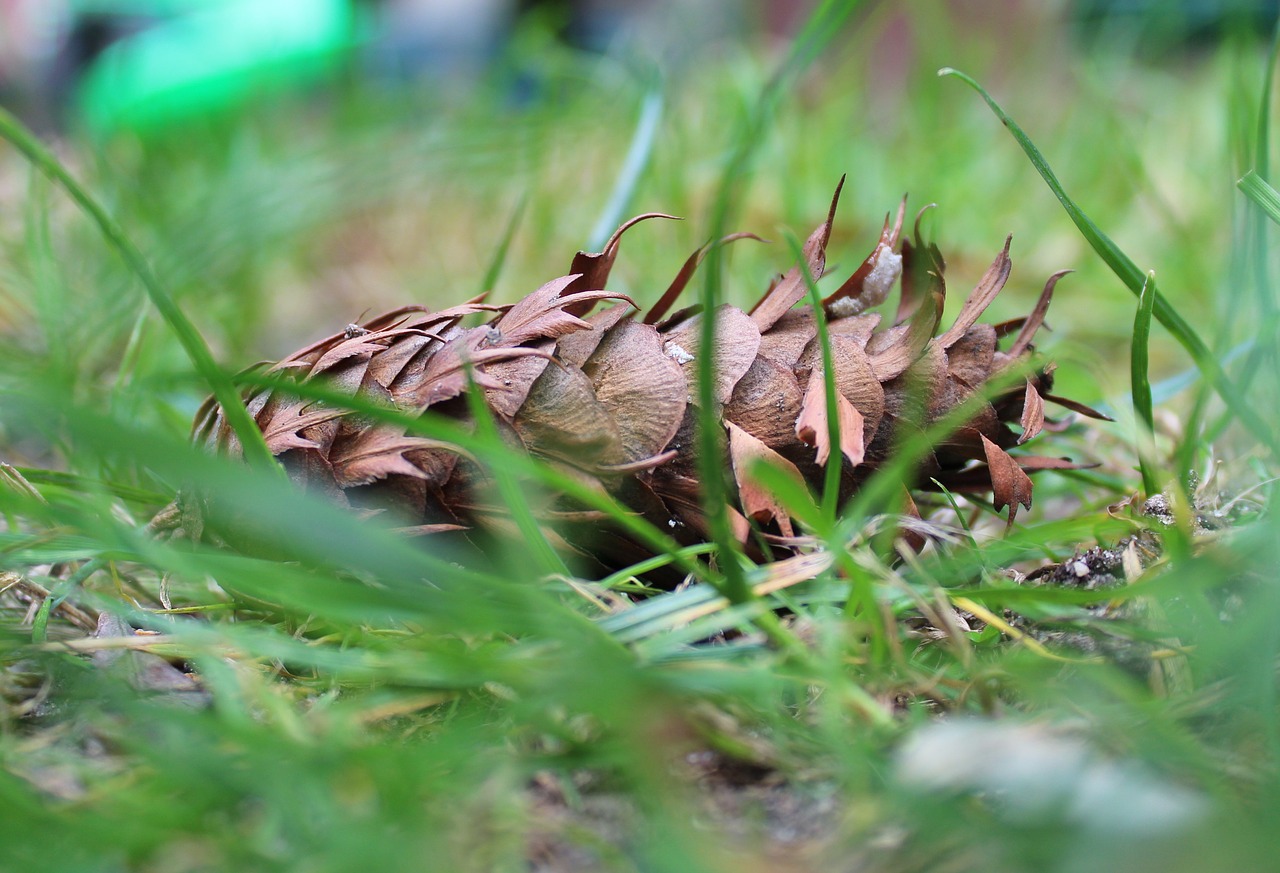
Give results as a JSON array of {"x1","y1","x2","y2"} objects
[{"x1": 1, "y1": 2, "x2": 1278, "y2": 871}]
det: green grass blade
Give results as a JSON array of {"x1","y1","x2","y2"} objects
[
  {"x1": 10, "y1": 467, "x2": 168, "y2": 506},
  {"x1": 695, "y1": 0, "x2": 868, "y2": 613},
  {"x1": 479, "y1": 193, "x2": 528, "y2": 296},
  {"x1": 693, "y1": 320, "x2": 747, "y2": 607},
  {"x1": 1239, "y1": 170, "x2": 1280, "y2": 225},
  {"x1": 939, "y1": 67, "x2": 1279, "y2": 458},
  {"x1": 782, "y1": 230, "x2": 842, "y2": 523},
  {"x1": 598, "y1": 581, "x2": 733, "y2": 640},
  {"x1": 588, "y1": 88, "x2": 664, "y2": 251},
  {"x1": 597, "y1": 543, "x2": 717, "y2": 592},
  {"x1": 1247, "y1": 23, "x2": 1280, "y2": 358},
  {"x1": 1257, "y1": 20, "x2": 1280, "y2": 181},
  {"x1": 1208, "y1": 36, "x2": 1280, "y2": 471},
  {"x1": 462, "y1": 366, "x2": 569, "y2": 579},
  {"x1": 743, "y1": 460, "x2": 823, "y2": 533},
  {"x1": 1248, "y1": 20, "x2": 1280, "y2": 318},
  {"x1": 1132, "y1": 271, "x2": 1160, "y2": 496},
  {"x1": 31, "y1": 557, "x2": 106, "y2": 643},
  {"x1": 1147, "y1": 339, "x2": 1254, "y2": 404},
  {"x1": 0, "y1": 107, "x2": 277, "y2": 472},
  {"x1": 771, "y1": 0, "x2": 865, "y2": 87}
]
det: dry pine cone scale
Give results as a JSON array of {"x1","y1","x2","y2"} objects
[{"x1": 194, "y1": 181, "x2": 1103, "y2": 567}]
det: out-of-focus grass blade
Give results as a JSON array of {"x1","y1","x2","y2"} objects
[
  {"x1": 11, "y1": 467, "x2": 168, "y2": 506},
  {"x1": 1239, "y1": 170, "x2": 1280, "y2": 226},
  {"x1": 1132, "y1": 272, "x2": 1159, "y2": 495},
  {"x1": 1, "y1": 393, "x2": 494, "y2": 600},
  {"x1": 0, "y1": 532, "x2": 107, "y2": 565},
  {"x1": 1245, "y1": 21, "x2": 1280, "y2": 313},
  {"x1": 463, "y1": 367, "x2": 568, "y2": 578},
  {"x1": 599, "y1": 551, "x2": 832, "y2": 644},
  {"x1": 783, "y1": 229, "x2": 843, "y2": 522},
  {"x1": 597, "y1": 543, "x2": 717, "y2": 592},
  {"x1": 744, "y1": 459, "x2": 823, "y2": 533},
  {"x1": 588, "y1": 88, "x2": 664, "y2": 251},
  {"x1": 1247, "y1": 24, "x2": 1280, "y2": 327},
  {"x1": 693, "y1": 313, "x2": 749, "y2": 608},
  {"x1": 600, "y1": 582, "x2": 740, "y2": 643},
  {"x1": 773, "y1": 0, "x2": 865, "y2": 86},
  {"x1": 632, "y1": 602, "x2": 767, "y2": 657},
  {"x1": 1191, "y1": 38, "x2": 1280, "y2": 475},
  {"x1": 1256, "y1": 21, "x2": 1280, "y2": 182},
  {"x1": 692, "y1": 0, "x2": 866, "y2": 619},
  {"x1": 1149, "y1": 339, "x2": 1254, "y2": 404},
  {"x1": 31, "y1": 557, "x2": 105, "y2": 643},
  {"x1": 931, "y1": 479, "x2": 980, "y2": 548},
  {"x1": 479, "y1": 193, "x2": 527, "y2": 296},
  {"x1": 0, "y1": 107, "x2": 277, "y2": 472},
  {"x1": 940, "y1": 68, "x2": 1279, "y2": 457}
]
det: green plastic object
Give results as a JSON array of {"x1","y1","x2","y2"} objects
[{"x1": 73, "y1": 0, "x2": 361, "y2": 136}]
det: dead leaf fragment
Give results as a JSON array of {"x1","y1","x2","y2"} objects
[
  {"x1": 727, "y1": 422, "x2": 805, "y2": 537},
  {"x1": 981, "y1": 434, "x2": 1034, "y2": 524},
  {"x1": 795, "y1": 367, "x2": 866, "y2": 467},
  {"x1": 1020, "y1": 381, "x2": 1045, "y2": 444}
]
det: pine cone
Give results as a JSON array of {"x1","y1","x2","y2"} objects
[{"x1": 194, "y1": 181, "x2": 1099, "y2": 568}]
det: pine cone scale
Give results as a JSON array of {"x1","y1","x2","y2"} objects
[{"x1": 580, "y1": 319, "x2": 688, "y2": 465}]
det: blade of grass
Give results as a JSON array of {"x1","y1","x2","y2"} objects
[
  {"x1": 2, "y1": 392, "x2": 508, "y2": 603},
  {"x1": 1257, "y1": 19, "x2": 1279, "y2": 182},
  {"x1": 783, "y1": 224, "x2": 906, "y2": 652},
  {"x1": 782, "y1": 229, "x2": 843, "y2": 523},
  {"x1": 1242, "y1": 23, "x2": 1280, "y2": 389},
  {"x1": 587, "y1": 88, "x2": 664, "y2": 251},
  {"x1": 698, "y1": 0, "x2": 867, "y2": 613},
  {"x1": 779, "y1": 228, "x2": 888, "y2": 655},
  {"x1": 940, "y1": 67, "x2": 1279, "y2": 458},
  {"x1": 0, "y1": 107, "x2": 278, "y2": 472},
  {"x1": 463, "y1": 365, "x2": 569, "y2": 579},
  {"x1": 931, "y1": 480, "x2": 981, "y2": 552},
  {"x1": 1239, "y1": 169, "x2": 1280, "y2": 223},
  {"x1": 109, "y1": 305, "x2": 152, "y2": 413},
  {"x1": 1250, "y1": 18, "x2": 1280, "y2": 321},
  {"x1": 951, "y1": 595, "x2": 1104, "y2": 665},
  {"x1": 11, "y1": 467, "x2": 168, "y2": 506},
  {"x1": 22, "y1": 174, "x2": 69, "y2": 385},
  {"x1": 597, "y1": 543, "x2": 717, "y2": 592},
  {"x1": 31, "y1": 557, "x2": 106, "y2": 643},
  {"x1": 742, "y1": 459, "x2": 824, "y2": 534},
  {"x1": 1149, "y1": 339, "x2": 1255, "y2": 404},
  {"x1": 1132, "y1": 271, "x2": 1160, "y2": 495},
  {"x1": 479, "y1": 193, "x2": 528, "y2": 296}
]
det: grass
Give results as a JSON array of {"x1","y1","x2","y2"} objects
[{"x1": 1, "y1": 4, "x2": 1279, "y2": 872}]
